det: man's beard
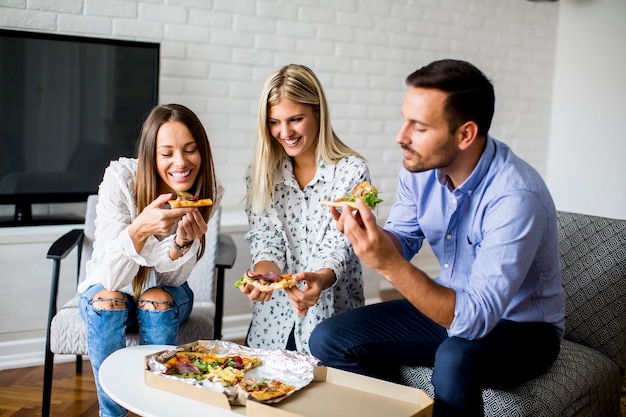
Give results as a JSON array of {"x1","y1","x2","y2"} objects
[{"x1": 401, "y1": 141, "x2": 457, "y2": 173}]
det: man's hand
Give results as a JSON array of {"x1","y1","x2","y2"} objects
[
  {"x1": 332, "y1": 199, "x2": 456, "y2": 328},
  {"x1": 332, "y1": 199, "x2": 401, "y2": 273}
]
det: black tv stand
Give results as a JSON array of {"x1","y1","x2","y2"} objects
[
  {"x1": 14, "y1": 202, "x2": 32, "y2": 223},
  {"x1": 0, "y1": 203, "x2": 84, "y2": 227}
]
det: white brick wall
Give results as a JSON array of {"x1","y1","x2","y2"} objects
[
  {"x1": 0, "y1": 0, "x2": 559, "y2": 224},
  {"x1": 0, "y1": 0, "x2": 561, "y2": 368}
]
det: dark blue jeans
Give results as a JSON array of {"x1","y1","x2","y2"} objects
[{"x1": 309, "y1": 299, "x2": 560, "y2": 417}]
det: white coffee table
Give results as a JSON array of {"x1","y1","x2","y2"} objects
[{"x1": 99, "y1": 345, "x2": 244, "y2": 417}]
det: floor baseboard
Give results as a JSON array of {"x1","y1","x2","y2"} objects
[{"x1": 0, "y1": 313, "x2": 253, "y2": 371}]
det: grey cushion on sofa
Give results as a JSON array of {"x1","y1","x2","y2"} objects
[{"x1": 400, "y1": 211, "x2": 626, "y2": 417}]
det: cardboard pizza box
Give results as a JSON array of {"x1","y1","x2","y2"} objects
[
  {"x1": 144, "y1": 341, "x2": 433, "y2": 417},
  {"x1": 245, "y1": 366, "x2": 433, "y2": 417}
]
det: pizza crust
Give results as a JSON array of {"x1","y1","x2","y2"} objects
[
  {"x1": 241, "y1": 378, "x2": 296, "y2": 401},
  {"x1": 236, "y1": 273, "x2": 298, "y2": 292},
  {"x1": 168, "y1": 198, "x2": 213, "y2": 208},
  {"x1": 250, "y1": 277, "x2": 299, "y2": 292},
  {"x1": 320, "y1": 181, "x2": 381, "y2": 210},
  {"x1": 320, "y1": 200, "x2": 370, "y2": 210}
]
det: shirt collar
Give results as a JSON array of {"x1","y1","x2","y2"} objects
[
  {"x1": 279, "y1": 155, "x2": 334, "y2": 188},
  {"x1": 316, "y1": 158, "x2": 334, "y2": 183},
  {"x1": 436, "y1": 135, "x2": 496, "y2": 194}
]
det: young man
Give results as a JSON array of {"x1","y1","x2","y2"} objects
[{"x1": 309, "y1": 59, "x2": 565, "y2": 417}]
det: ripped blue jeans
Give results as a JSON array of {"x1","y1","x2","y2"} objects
[{"x1": 79, "y1": 283, "x2": 193, "y2": 417}]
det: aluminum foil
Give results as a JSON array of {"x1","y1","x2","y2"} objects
[{"x1": 146, "y1": 340, "x2": 320, "y2": 405}]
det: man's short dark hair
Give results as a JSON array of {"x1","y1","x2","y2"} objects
[{"x1": 405, "y1": 59, "x2": 495, "y2": 137}]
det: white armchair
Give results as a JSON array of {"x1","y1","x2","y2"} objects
[{"x1": 41, "y1": 194, "x2": 236, "y2": 417}]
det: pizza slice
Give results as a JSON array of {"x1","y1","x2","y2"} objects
[
  {"x1": 206, "y1": 365, "x2": 246, "y2": 386},
  {"x1": 204, "y1": 354, "x2": 262, "y2": 386},
  {"x1": 320, "y1": 181, "x2": 382, "y2": 210},
  {"x1": 168, "y1": 190, "x2": 213, "y2": 208},
  {"x1": 163, "y1": 351, "x2": 261, "y2": 385},
  {"x1": 239, "y1": 377, "x2": 296, "y2": 402},
  {"x1": 234, "y1": 271, "x2": 298, "y2": 291},
  {"x1": 222, "y1": 354, "x2": 262, "y2": 372},
  {"x1": 163, "y1": 352, "x2": 212, "y2": 380}
]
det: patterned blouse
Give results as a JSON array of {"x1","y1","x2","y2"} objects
[{"x1": 244, "y1": 155, "x2": 368, "y2": 353}]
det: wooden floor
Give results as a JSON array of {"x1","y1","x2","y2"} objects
[
  {"x1": 0, "y1": 358, "x2": 139, "y2": 417},
  {"x1": 0, "y1": 341, "x2": 242, "y2": 417}
]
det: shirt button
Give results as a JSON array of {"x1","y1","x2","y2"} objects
[
  {"x1": 446, "y1": 234, "x2": 452, "y2": 240},
  {"x1": 444, "y1": 263, "x2": 449, "y2": 269}
]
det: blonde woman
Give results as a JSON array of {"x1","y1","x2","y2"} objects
[
  {"x1": 78, "y1": 104, "x2": 223, "y2": 417},
  {"x1": 240, "y1": 64, "x2": 369, "y2": 353}
]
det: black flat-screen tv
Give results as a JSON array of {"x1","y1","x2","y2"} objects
[{"x1": 0, "y1": 29, "x2": 159, "y2": 226}]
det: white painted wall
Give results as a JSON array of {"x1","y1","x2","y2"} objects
[
  {"x1": 546, "y1": 0, "x2": 626, "y2": 220},
  {"x1": 0, "y1": 0, "x2": 561, "y2": 369}
]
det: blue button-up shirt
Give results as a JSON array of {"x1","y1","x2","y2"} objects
[{"x1": 384, "y1": 136, "x2": 565, "y2": 340}]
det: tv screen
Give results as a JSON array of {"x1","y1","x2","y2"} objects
[{"x1": 0, "y1": 29, "x2": 159, "y2": 226}]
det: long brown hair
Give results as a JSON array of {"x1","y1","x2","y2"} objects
[{"x1": 132, "y1": 104, "x2": 217, "y2": 299}]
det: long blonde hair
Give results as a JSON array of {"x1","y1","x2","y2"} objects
[
  {"x1": 247, "y1": 64, "x2": 363, "y2": 214},
  {"x1": 132, "y1": 104, "x2": 217, "y2": 299}
]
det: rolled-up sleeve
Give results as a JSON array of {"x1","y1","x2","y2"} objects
[
  {"x1": 245, "y1": 209, "x2": 287, "y2": 271},
  {"x1": 384, "y1": 169, "x2": 426, "y2": 260}
]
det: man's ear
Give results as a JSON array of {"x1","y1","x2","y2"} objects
[{"x1": 455, "y1": 121, "x2": 479, "y2": 151}]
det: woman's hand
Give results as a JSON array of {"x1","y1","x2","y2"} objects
[
  {"x1": 237, "y1": 261, "x2": 279, "y2": 302},
  {"x1": 128, "y1": 193, "x2": 206, "y2": 253},
  {"x1": 238, "y1": 281, "x2": 273, "y2": 302},
  {"x1": 284, "y1": 269, "x2": 335, "y2": 316},
  {"x1": 174, "y1": 206, "x2": 207, "y2": 243}
]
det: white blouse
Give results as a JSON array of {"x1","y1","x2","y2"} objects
[
  {"x1": 245, "y1": 155, "x2": 367, "y2": 353},
  {"x1": 78, "y1": 157, "x2": 223, "y2": 295}
]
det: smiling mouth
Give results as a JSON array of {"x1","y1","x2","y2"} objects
[
  {"x1": 283, "y1": 137, "x2": 301, "y2": 146},
  {"x1": 170, "y1": 170, "x2": 192, "y2": 179}
]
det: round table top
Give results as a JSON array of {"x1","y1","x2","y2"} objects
[{"x1": 99, "y1": 345, "x2": 243, "y2": 417}]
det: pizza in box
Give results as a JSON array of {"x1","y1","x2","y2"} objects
[{"x1": 146, "y1": 340, "x2": 318, "y2": 405}]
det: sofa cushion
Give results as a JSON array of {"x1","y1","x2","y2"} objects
[
  {"x1": 50, "y1": 296, "x2": 215, "y2": 355},
  {"x1": 400, "y1": 339, "x2": 622, "y2": 417},
  {"x1": 556, "y1": 211, "x2": 626, "y2": 370}
]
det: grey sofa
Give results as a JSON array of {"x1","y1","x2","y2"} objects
[{"x1": 400, "y1": 211, "x2": 626, "y2": 416}]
